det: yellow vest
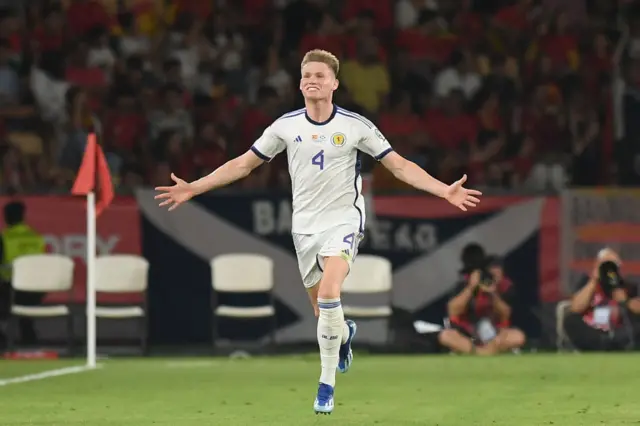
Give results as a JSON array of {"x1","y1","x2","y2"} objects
[{"x1": 1, "y1": 223, "x2": 46, "y2": 282}]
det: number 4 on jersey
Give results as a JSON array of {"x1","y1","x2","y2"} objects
[{"x1": 312, "y1": 150, "x2": 325, "y2": 170}]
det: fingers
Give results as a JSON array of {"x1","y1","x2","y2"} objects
[
  {"x1": 154, "y1": 192, "x2": 172, "y2": 200},
  {"x1": 467, "y1": 189, "x2": 483, "y2": 196},
  {"x1": 154, "y1": 186, "x2": 173, "y2": 192},
  {"x1": 458, "y1": 204, "x2": 467, "y2": 211},
  {"x1": 456, "y1": 174, "x2": 467, "y2": 185},
  {"x1": 168, "y1": 202, "x2": 182, "y2": 211},
  {"x1": 464, "y1": 200, "x2": 477, "y2": 208},
  {"x1": 158, "y1": 199, "x2": 173, "y2": 207},
  {"x1": 171, "y1": 173, "x2": 185, "y2": 184},
  {"x1": 467, "y1": 196, "x2": 481, "y2": 204}
]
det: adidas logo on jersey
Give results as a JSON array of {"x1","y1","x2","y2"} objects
[{"x1": 294, "y1": 135, "x2": 302, "y2": 143}]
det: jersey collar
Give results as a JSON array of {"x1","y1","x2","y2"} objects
[{"x1": 304, "y1": 104, "x2": 337, "y2": 126}]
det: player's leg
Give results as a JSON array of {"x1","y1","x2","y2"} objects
[
  {"x1": 313, "y1": 255, "x2": 349, "y2": 414},
  {"x1": 306, "y1": 285, "x2": 319, "y2": 318}
]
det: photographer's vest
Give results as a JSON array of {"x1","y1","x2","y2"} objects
[
  {"x1": 450, "y1": 276, "x2": 513, "y2": 334},
  {"x1": 583, "y1": 286, "x2": 620, "y2": 332},
  {"x1": 1, "y1": 223, "x2": 46, "y2": 282}
]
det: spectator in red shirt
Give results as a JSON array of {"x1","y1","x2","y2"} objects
[
  {"x1": 191, "y1": 122, "x2": 227, "y2": 175},
  {"x1": 396, "y1": 10, "x2": 458, "y2": 64},
  {"x1": 158, "y1": 130, "x2": 194, "y2": 182},
  {"x1": 103, "y1": 91, "x2": 147, "y2": 162},
  {"x1": 379, "y1": 91, "x2": 421, "y2": 139},
  {"x1": 66, "y1": 0, "x2": 112, "y2": 37},
  {"x1": 0, "y1": 10, "x2": 22, "y2": 54},
  {"x1": 504, "y1": 135, "x2": 535, "y2": 186},
  {"x1": 344, "y1": 10, "x2": 387, "y2": 63},
  {"x1": 425, "y1": 90, "x2": 477, "y2": 151},
  {"x1": 493, "y1": 0, "x2": 533, "y2": 33},
  {"x1": 32, "y1": 6, "x2": 66, "y2": 54},
  {"x1": 534, "y1": 13, "x2": 579, "y2": 72},
  {"x1": 581, "y1": 33, "x2": 613, "y2": 94},
  {"x1": 452, "y1": 0, "x2": 485, "y2": 48},
  {"x1": 342, "y1": 0, "x2": 393, "y2": 31},
  {"x1": 238, "y1": 86, "x2": 279, "y2": 155},
  {"x1": 299, "y1": 13, "x2": 344, "y2": 58},
  {"x1": 65, "y1": 41, "x2": 107, "y2": 90},
  {"x1": 425, "y1": 90, "x2": 477, "y2": 181}
]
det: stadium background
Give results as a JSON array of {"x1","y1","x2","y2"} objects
[{"x1": 0, "y1": 0, "x2": 639, "y2": 353}]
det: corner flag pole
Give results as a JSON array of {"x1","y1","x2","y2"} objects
[
  {"x1": 72, "y1": 133, "x2": 114, "y2": 369},
  {"x1": 86, "y1": 190, "x2": 97, "y2": 368}
]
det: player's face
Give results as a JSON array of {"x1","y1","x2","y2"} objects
[{"x1": 300, "y1": 62, "x2": 338, "y2": 101}]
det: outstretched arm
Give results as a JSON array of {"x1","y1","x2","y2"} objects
[
  {"x1": 355, "y1": 121, "x2": 481, "y2": 211},
  {"x1": 380, "y1": 151, "x2": 448, "y2": 198},
  {"x1": 156, "y1": 125, "x2": 286, "y2": 211},
  {"x1": 190, "y1": 150, "x2": 264, "y2": 195},
  {"x1": 380, "y1": 151, "x2": 481, "y2": 211}
]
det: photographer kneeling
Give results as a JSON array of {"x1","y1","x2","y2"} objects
[
  {"x1": 439, "y1": 256, "x2": 526, "y2": 355},
  {"x1": 564, "y1": 248, "x2": 640, "y2": 351}
]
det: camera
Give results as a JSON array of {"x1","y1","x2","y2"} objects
[
  {"x1": 479, "y1": 268, "x2": 495, "y2": 288},
  {"x1": 598, "y1": 260, "x2": 622, "y2": 297}
]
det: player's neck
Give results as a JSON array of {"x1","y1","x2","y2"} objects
[{"x1": 305, "y1": 99, "x2": 335, "y2": 124}]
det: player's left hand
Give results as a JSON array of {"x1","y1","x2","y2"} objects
[{"x1": 444, "y1": 174, "x2": 482, "y2": 211}]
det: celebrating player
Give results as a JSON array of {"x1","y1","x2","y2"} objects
[{"x1": 155, "y1": 49, "x2": 482, "y2": 415}]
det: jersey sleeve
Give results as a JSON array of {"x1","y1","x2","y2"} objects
[
  {"x1": 250, "y1": 125, "x2": 286, "y2": 162},
  {"x1": 356, "y1": 124, "x2": 393, "y2": 161}
]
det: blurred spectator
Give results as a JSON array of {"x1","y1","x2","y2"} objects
[
  {"x1": 299, "y1": 13, "x2": 343, "y2": 58},
  {"x1": 396, "y1": 0, "x2": 438, "y2": 30},
  {"x1": 439, "y1": 244, "x2": 526, "y2": 355},
  {"x1": 0, "y1": 201, "x2": 46, "y2": 347},
  {"x1": 434, "y1": 50, "x2": 481, "y2": 100},
  {"x1": 341, "y1": 37, "x2": 390, "y2": 114},
  {"x1": 0, "y1": 40, "x2": 19, "y2": 107},
  {"x1": 564, "y1": 248, "x2": 640, "y2": 351},
  {"x1": 148, "y1": 83, "x2": 193, "y2": 141},
  {"x1": 117, "y1": 13, "x2": 152, "y2": 58},
  {"x1": 66, "y1": 0, "x2": 112, "y2": 38},
  {"x1": 0, "y1": 0, "x2": 628, "y2": 193}
]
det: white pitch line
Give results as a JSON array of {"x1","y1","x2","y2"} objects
[{"x1": 0, "y1": 364, "x2": 102, "y2": 387}]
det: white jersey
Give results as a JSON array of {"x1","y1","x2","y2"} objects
[{"x1": 251, "y1": 105, "x2": 393, "y2": 234}]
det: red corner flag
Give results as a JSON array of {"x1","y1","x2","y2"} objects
[{"x1": 71, "y1": 133, "x2": 114, "y2": 217}]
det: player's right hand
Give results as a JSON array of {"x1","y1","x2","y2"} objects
[{"x1": 154, "y1": 173, "x2": 195, "y2": 211}]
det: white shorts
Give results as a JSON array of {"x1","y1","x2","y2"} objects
[{"x1": 292, "y1": 224, "x2": 363, "y2": 289}]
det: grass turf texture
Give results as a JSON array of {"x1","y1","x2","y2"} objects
[{"x1": 0, "y1": 353, "x2": 638, "y2": 425}]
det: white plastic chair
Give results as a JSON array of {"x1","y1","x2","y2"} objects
[
  {"x1": 210, "y1": 254, "x2": 276, "y2": 349},
  {"x1": 9, "y1": 254, "x2": 75, "y2": 351},
  {"x1": 94, "y1": 255, "x2": 149, "y2": 354},
  {"x1": 342, "y1": 255, "x2": 393, "y2": 342}
]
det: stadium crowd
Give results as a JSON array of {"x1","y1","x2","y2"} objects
[{"x1": 0, "y1": 0, "x2": 637, "y2": 195}]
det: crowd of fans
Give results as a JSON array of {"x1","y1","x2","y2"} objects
[{"x1": 0, "y1": 0, "x2": 637, "y2": 194}]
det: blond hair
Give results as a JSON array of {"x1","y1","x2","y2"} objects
[{"x1": 301, "y1": 49, "x2": 339, "y2": 76}]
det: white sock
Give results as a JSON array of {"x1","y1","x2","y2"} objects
[
  {"x1": 341, "y1": 321, "x2": 350, "y2": 344},
  {"x1": 317, "y1": 298, "x2": 344, "y2": 387}
]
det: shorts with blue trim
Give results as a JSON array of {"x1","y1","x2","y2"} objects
[{"x1": 292, "y1": 224, "x2": 363, "y2": 289}]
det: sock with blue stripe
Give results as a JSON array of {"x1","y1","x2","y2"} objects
[{"x1": 317, "y1": 298, "x2": 344, "y2": 387}]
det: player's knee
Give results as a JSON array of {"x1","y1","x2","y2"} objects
[
  {"x1": 318, "y1": 285, "x2": 340, "y2": 300},
  {"x1": 317, "y1": 256, "x2": 349, "y2": 300}
]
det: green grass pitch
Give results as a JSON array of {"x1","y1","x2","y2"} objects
[{"x1": 0, "y1": 353, "x2": 638, "y2": 425}]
